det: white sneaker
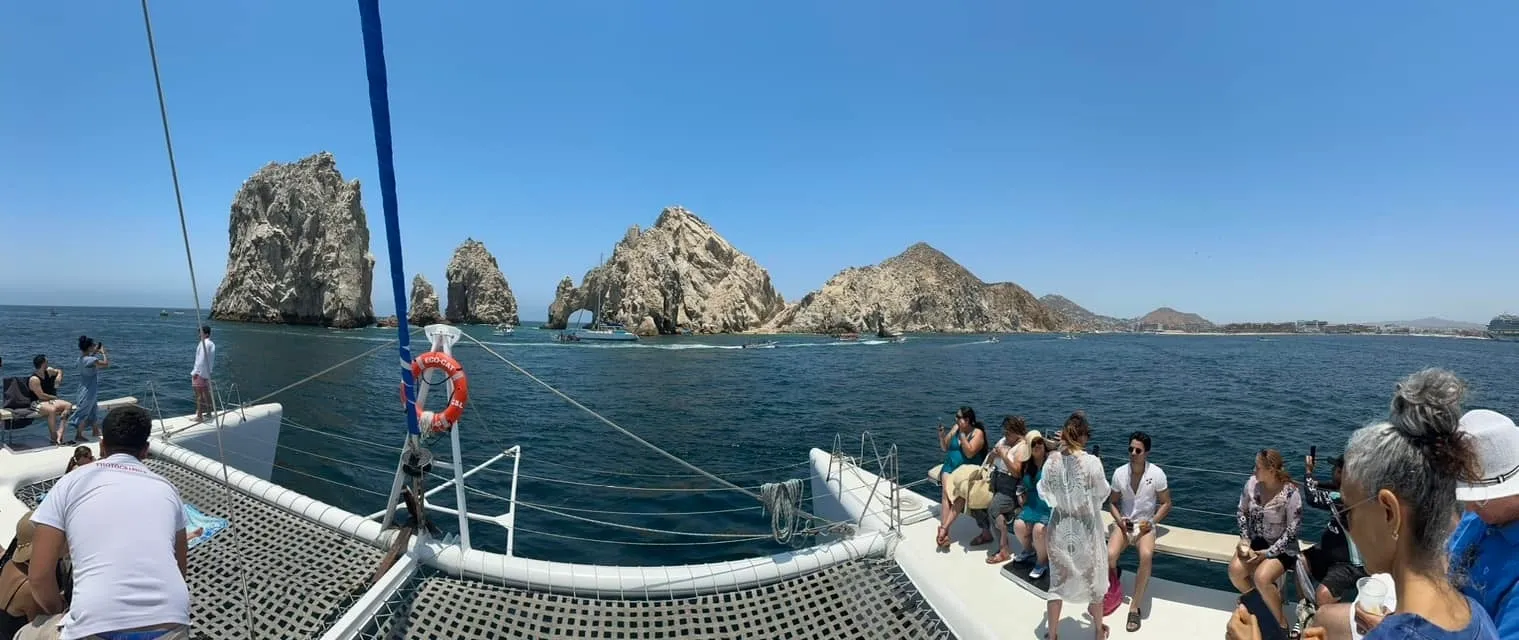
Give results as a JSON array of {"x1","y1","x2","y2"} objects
[{"x1": 1029, "y1": 564, "x2": 1047, "y2": 580}]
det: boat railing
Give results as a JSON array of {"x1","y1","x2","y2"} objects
[{"x1": 363, "y1": 445, "x2": 524, "y2": 555}]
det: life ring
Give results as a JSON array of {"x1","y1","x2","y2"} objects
[{"x1": 397, "y1": 351, "x2": 469, "y2": 433}]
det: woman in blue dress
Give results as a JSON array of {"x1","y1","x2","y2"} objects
[
  {"x1": 936, "y1": 406, "x2": 987, "y2": 548},
  {"x1": 1014, "y1": 431, "x2": 1052, "y2": 578},
  {"x1": 64, "y1": 335, "x2": 108, "y2": 444}
]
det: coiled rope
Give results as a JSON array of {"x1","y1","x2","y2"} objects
[{"x1": 759, "y1": 478, "x2": 806, "y2": 545}]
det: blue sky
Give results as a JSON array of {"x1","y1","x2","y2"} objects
[{"x1": 2, "y1": 1, "x2": 1515, "y2": 324}]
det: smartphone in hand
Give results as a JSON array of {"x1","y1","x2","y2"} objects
[{"x1": 1239, "y1": 590, "x2": 1288, "y2": 640}]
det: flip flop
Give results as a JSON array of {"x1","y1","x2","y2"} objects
[
  {"x1": 985, "y1": 551, "x2": 1010, "y2": 564},
  {"x1": 1126, "y1": 608, "x2": 1142, "y2": 632},
  {"x1": 969, "y1": 532, "x2": 993, "y2": 546}
]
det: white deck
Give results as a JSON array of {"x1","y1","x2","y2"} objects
[
  {"x1": 0, "y1": 401, "x2": 282, "y2": 541},
  {"x1": 813, "y1": 450, "x2": 1245, "y2": 640}
]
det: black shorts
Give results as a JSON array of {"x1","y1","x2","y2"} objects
[
  {"x1": 1304, "y1": 546, "x2": 1366, "y2": 601},
  {"x1": 1249, "y1": 536, "x2": 1298, "y2": 562}
]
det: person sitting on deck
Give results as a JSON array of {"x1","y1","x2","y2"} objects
[
  {"x1": 1446, "y1": 409, "x2": 1519, "y2": 637},
  {"x1": 1301, "y1": 453, "x2": 1369, "y2": 607},
  {"x1": 65, "y1": 446, "x2": 94, "y2": 474},
  {"x1": 1106, "y1": 430, "x2": 1171, "y2": 633},
  {"x1": 26, "y1": 355, "x2": 72, "y2": 446},
  {"x1": 1014, "y1": 430, "x2": 1052, "y2": 577},
  {"x1": 1229, "y1": 448, "x2": 1304, "y2": 634},
  {"x1": 984, "y1": 416, "x2": 1030, "y2": 564},
  {"x1": 20, "y1": 405, "x2": 191, "y2": 640},
  {"x1": 936, "y1": 406, "x2": 989, "y2": 549},
  {"x1": 0, "y1": 511, "x2": 69, "y2": 640}
]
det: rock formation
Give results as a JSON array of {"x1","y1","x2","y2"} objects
[
  {"x1": 408, "y1": 274, "x2": 443, "y2": 325},
  {"x1": 546, "y1": 206, "x2": 785, "y2": 334},
  {"x1": 210, "y1": 152, "x2": 376, "y2": 328},
  {"x1": 445, "y1": 239, "x2": 519, "y2": 325},
  {"x1": 766, "y1": 243, "x2": 1061, "y2": 334},
  {"x1": 1137, "y1": 307, "x2": 1215, "y2": 332},
  {"x1": 1040, "y1": 294, "x2": 1132, "y2": 332}
]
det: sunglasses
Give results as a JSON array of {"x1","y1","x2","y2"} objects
[
  {"x1": 1333, "y1": 492, "x2": 1381, "y2": 531},
  {"x1": 1129, "y1": 447, "x2": 1146, "y2": 455}
]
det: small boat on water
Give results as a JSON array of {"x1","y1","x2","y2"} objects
[
  {"x1": 1059, "y1": 333, "x2": 1076, "y2": 340},
  {"x1": 887, "y1": 336, "x2": 906, "y2": 344},
  {"x1": 159, "y1": 309, "x2": 170, "y2": 317},
  {"x1": 742, "y1": 340, "x2": 779, "y2": 349},
  {"x1": 835, "y1": 333, "x2": 860, "y2": 342},
  {"x1": 492, "y1": 324, "x2": 515, "y2": 336},
  {"x1": 986, "y1": 336, "x2": 1000, "y2": 343}
]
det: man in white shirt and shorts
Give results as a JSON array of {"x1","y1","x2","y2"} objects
[
  {"x1": 18, "y1": 405, "x2": 191, "y2": 640},
  {"x1": 1107, "y1": 430, "x2": 1171, "y2": 632},
  {"x1": 191, "y1": 326, "x2": 215, "y2": 424}
]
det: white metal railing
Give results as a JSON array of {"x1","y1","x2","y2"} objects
[{"x1": 364, "y1": 446, "x2": 524, "y2": 555}]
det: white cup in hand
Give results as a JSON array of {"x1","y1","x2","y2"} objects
[{"x1": 1355, "y1": 576, "x2": 1389, "y2": 616}]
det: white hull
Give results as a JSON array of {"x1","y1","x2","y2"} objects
[
  {"x1": 809, "y1": 450, "x2": 1246, "y2": 640},
  {"x1": 0, "y1": 401, "x2": 282, "y2": 544}
]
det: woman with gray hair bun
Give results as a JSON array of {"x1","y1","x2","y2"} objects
[{"x1": 1290, "y1": 368, "x2": 1499, "y2": 640}]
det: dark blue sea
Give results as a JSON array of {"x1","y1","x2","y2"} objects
[{"x1": 5, "y1": 305, "x2": 1517, "y2": 590}]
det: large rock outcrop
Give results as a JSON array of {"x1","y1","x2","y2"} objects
[
  {"x1": 408, "y1": 274, "x2": 443, "y2": 325},
  {"x1": 1040, "y1": 294, "x2": 1132, "y2": 332},
  {"x1": 210, "y1": 152, "x2": 375, "y2": 328},
  {"x1": 546, "y1": 206, "x2": 785, "y2": 334},
  {"x1": 444, "y1": 239, "x2": 519, "y2": 325},
  {"x1": 766, "y1": 243, "x2": 1060, "y2": 334}
]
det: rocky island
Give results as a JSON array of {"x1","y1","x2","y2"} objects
[
  {"x1": 408, "y1": 274, "x2": 443, "y2": 325},
  {"x1": 210, "y1": 152, "x2": 376, "y2": 328},
  {"x1": 765, "y1": 243, "x2": 1060, "y2": 334},
  {"x1": 547, "y1": 206, "x2": 785, "y2": 335},
  {"x1": 445, "y1": 239, "x2": 519, "y2": 325}
]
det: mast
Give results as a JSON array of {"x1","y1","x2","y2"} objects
[{"x1": 356, "y1": 0, "x2": 420, "y2": 439}]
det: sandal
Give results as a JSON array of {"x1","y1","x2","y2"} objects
[
  {"x1": 985, "y1": 551, "x2": 1010, "y2": 564},
  {"x1": 1126, "y1": 608, "x2": 1141, "y2": 632},
  {"x1": 969, "y1": 532, "x2": 993, "y2": 546}
]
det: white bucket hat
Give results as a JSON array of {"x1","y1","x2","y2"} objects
[{"x1": 1454, "y1": 409, "x2": 1519, "y2": 503}]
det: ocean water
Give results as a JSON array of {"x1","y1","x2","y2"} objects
[{"x1": 5, "y1": 305, "x2": 1517, "y2": 590}]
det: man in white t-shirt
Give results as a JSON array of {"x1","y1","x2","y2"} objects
[
  {"x1": 1106, "y1": 430, "x2": 1171, "y2": 632},
  {"x1": 20, "y1": 405, "x2": 191, "y2": 640},
  {"x1": 191, "y1": 325, "x2": 216, "y2": 423}
]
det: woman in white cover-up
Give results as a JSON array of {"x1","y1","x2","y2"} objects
[{"x1": 1038, "y1": 411, "x2": 1111, "y2": 640}]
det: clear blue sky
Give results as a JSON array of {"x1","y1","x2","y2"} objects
[{"x1": 3, "y1": 1, "x2": 1515, "y2": 324}]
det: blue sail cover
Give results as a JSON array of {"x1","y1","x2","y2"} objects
[{"x1": 356, "y1": 0, "x2": 420, "y2": 437}]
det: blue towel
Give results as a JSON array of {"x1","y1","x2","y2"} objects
[{"x1": 183, "y1": 504, "x2": 228, "y2": 550}]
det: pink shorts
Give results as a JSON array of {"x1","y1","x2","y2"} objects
[{"x1": 192, "y1": 375, "x2": 209, "y2": 390}]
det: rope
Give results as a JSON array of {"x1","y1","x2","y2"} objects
[
  {"x1": 510, "y1": 471, "x2": 764, "y2": 493},
  {"x1": 461, "y1": 333, "x2": 836, "y2": 529},
  {"x1": 524, "y1": 455, "x2": 813, "y2": 479},
  {"x1": 759, "y1": 479, "x2": 806, "y2": 545},
  {"x1": 246, "y1": 334, "x2": 414, "y2": 406},
  {"x1": 514, "y1": 526, "x2": 772, "y2": 547},
  {"x1": 139, "y1": 3, "x2": 255, "y2": 638}
]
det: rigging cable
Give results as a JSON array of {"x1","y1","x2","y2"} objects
[
  {"x1": 461, "y1": 333, "x2": 844, "y2": 533},
  {"x1": 138, "y1": 1, "x2": 256, "y2": 638}
]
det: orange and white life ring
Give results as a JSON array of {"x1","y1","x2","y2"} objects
[{"x1": 398, "y1": 351, "x2": 469, "y2": 433}]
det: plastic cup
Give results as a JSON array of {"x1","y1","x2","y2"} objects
[{"x1": 1355, "y1": 576, "x2": 1388, "y2": 614}]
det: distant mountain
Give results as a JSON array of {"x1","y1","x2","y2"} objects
[
  {"x1": 1039, "y1": 294, "x2": 1131, "y2": 332},
  {"x1": 1138, "y1": 307, "x2": 1214, "y2": 331},
  {"x1": 1371, "y1": 317, "x2": 1485, "y2": 330},
  {"x1": 766, "y1": 242, "x2": 1062, "y2": 333}
]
